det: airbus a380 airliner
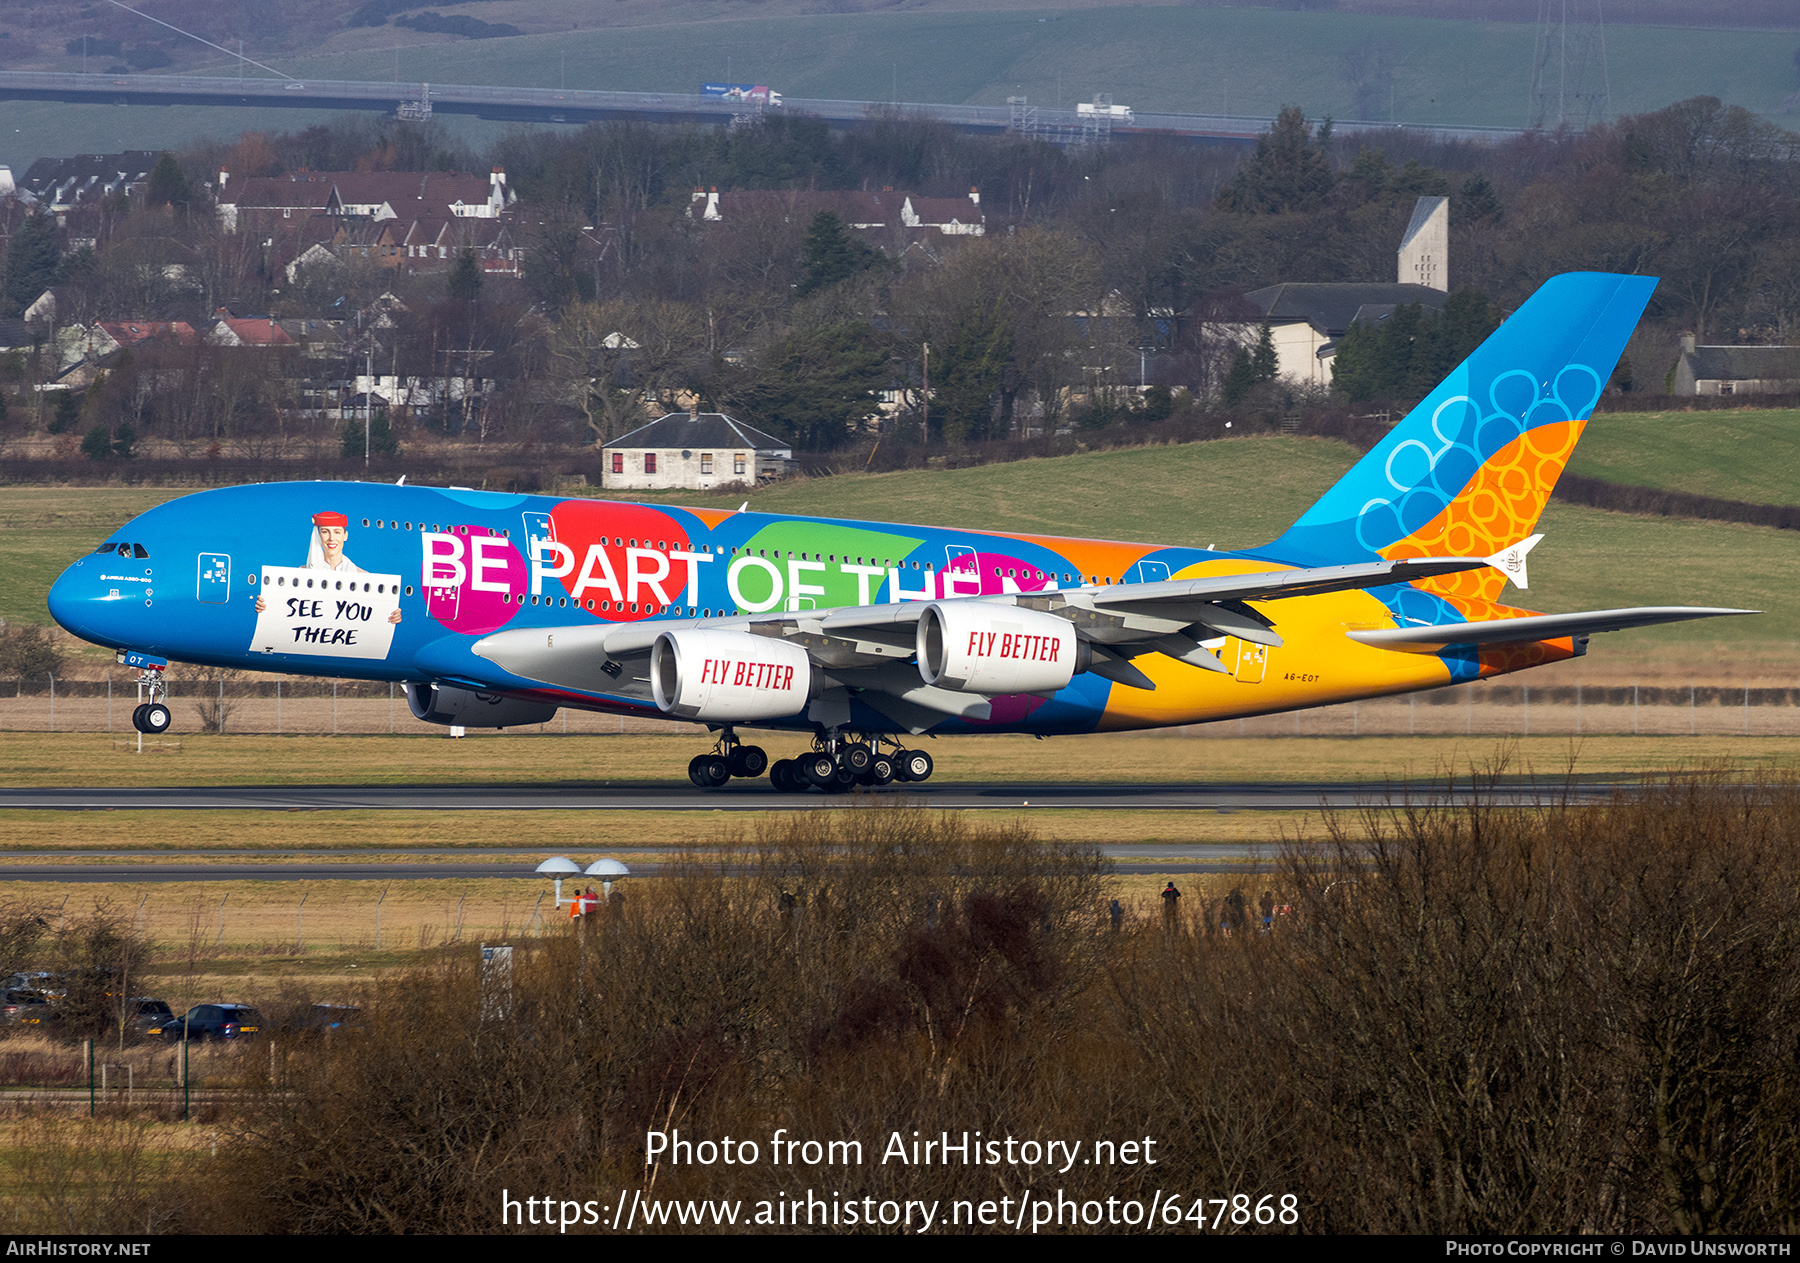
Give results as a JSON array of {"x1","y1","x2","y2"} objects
[{"x1": 48, "y1": 272, "x2": 1750, "y2": 791}]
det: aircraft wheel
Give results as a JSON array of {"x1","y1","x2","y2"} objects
[
  {"x1": 131, "y1": 704, "x2": 150, "y2": 733},
  {"x1": 687, "y1": 755, "x2": 710, "y2": 787},
  {"x1": 141, "y1": 703, "x2": 172, "y2": 735},
  {"x1": 867, "y1": 755, "x2": 896, "y2": 787},
  {"x1": 839, "y1": 745, "x2": 873, "y2": 774},
  {"x1": 800, "y1": 753, "x2": 837, "y2": 787},
  {"x1": 829, "y1": 766, "x2": 858, "y2": 792},
  {"x1": 698, "y1": 754, "x2": 731, "y2": 788},
  {"x1": 730, "y1": 745, "x2": 768, "y2": 778},
  {"x1": 769, "y1": 759, "x2": 797, "y2": 792},
  {"x1": 897, "y1": 749, "x2": 933, "y2": 783}
]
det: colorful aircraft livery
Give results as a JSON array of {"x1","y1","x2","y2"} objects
[{"x1": 49, "y1": 273, "x2": 1752, "y2": 791}]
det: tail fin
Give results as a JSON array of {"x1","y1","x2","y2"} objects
[{"x1": 1266, "y1": 272, "x2": 1655, "y2": 604}]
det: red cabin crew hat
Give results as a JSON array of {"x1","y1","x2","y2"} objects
[{"x1": 312, "y1": 511, "x2": 349, "y2": 527}]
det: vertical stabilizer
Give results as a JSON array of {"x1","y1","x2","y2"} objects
[{"x1": 1265, "y1": 271, "x2": 1653, "y2": 605}]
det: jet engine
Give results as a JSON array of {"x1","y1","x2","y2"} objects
[
  {"x1": 405, "y1": 682, "x2": 560, "y2": 728},
  {"x1": 651, "y1": 629, "x2": 811, "y2": 721},
  {"x1": 916, "y1": 601, "x2": 1078, "y2": 695}
]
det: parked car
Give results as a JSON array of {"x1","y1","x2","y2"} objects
[
  {"x1": 165, "y1": 1004, "x2": 263, "y2": 1043},
  {"x1": 0, "y1": 989, "x2": 51, "y2": 1029},
  {"x1": 125, "y1": 999, "x2": 174, "y2": 1040}
]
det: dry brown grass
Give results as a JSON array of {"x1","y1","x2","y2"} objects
[{"x1": 5, "y1": 729, "x2": 1800, "y2": 790}]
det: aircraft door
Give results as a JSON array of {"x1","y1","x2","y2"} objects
[
  {"x1": 1133, "y1": 560, "x2": 1170, "y2": 584},
  {"x1": 196, "y1": 553, "x2": 231, "y2": 603},
  {"x1": 1232, "y1": 638, "x2": 1268, "y2": 683}
]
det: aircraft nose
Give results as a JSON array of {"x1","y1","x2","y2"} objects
[{"x1": 48, "y1": 556, "x2": 134, "y2": 649}]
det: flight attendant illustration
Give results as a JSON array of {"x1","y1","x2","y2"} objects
[{"x1": 255, "y1": 510, "x2": 402, "y2": 622}]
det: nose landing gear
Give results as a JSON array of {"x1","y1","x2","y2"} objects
[{"x1": 127, "y1": 662, "x2": 172, "y2": 735}]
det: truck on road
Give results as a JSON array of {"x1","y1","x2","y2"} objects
[{"x1": 701, "y1": 82, "x2": 782, "y2": 106}]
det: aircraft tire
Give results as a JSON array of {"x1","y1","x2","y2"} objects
[
  {"x1": 800, "y1": 753, "x2": 837, "y2": 787},
  {"x1": 769, "y1": 759, "x2": 796, "y2": 792},
  {"x1": 829, "y1": 766, "x2": 858, "y2": 792},
  {"x1": 131, "y1": 704, "x2": 150, "y2": 733},
  {"x1": 867, "y1": 755, "x2": 896, "y2": 786},
  {"x1": 898, "y1": 749, "x2": 933, "y2": 782},
  {"x1": 730, "y1": 745, "x2": 768, "y2": 778},
  {"x1": 687, "y1": 755, "x2": 710, "y2": 787},
  {"x1": 699, "y1": 755, "x2": 731, "y2": 788},
  {"x1": 142, "y1": 703, "x2": 172, "y2": 735},
  {"x1": 840, "y1": 745, "x2": 873, "y2": 774}
]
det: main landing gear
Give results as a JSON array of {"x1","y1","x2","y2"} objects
[
  {"x1": 767, "y1": 733, "x2": 933, "y2": 794},
  {"x1": 130, "y1": 667, "x2": 172, "y2": 735},
  {"x1": 687, "y1": 727, "x2": 769, "y2": 788}
]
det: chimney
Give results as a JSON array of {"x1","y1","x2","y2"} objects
[
  {"x1": 218, "y1": 169, "x2": 229, "y2": 191},
  {"x1": 706, "y1": 187, "x2": 720, "y2": 221},
  {"x1": 969, "y1": 185, "x2": 979, "y2": 205},
  {"x1": 1681, "y1": 332, "x2": 1696, "y2": 354},
  {"x1": 689, "y1": 399, "x2": 700, "y2": 419}
]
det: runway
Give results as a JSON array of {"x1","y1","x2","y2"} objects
[{"x1": 0, "y1": 780, "x2": 1617, "y2": 813}]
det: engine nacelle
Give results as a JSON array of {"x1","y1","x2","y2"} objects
[
  {"x1": 916, "y1": 601, "x2": 1078, "y2": 695},
  {"x1": 652, "y1": 629, "x2": 811, "y2": 721},
  {"x1": 405, "y1": 682, "x2": 560, "y2": 729}
]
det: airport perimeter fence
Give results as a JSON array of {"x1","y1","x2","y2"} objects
[{"x1": 4, "y1": 674, "x2": 1800, "y2": 738}]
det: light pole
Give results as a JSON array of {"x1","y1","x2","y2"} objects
[{"x1": 921, "y1": 341, "x2": 930, "y2": 442}]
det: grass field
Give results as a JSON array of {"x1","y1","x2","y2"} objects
[
  {"x1": 5, "y1": 4, "x2": 1797, "y2": 170},
  {"x1": 6, "y1": 730, "x2": 1798, "y2": 790},
  {"x1": 4, "y1": 432, "x2": 1796, "y2": 667},
  {"x1": 1572, "y1": 409, "x2": 1800, "y2": 507}
]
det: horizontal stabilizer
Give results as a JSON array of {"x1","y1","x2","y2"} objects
[{"x1": 1347, "y1": 606, "x2": 1757, "y2": 653}]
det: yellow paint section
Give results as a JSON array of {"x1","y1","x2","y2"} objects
[
  {"x1": 1382, "y1": 417, "x2": 1585, "y2": 605},
  {"x1": 1095, "y1": 576, "x2": 1456, "y2": 731}
]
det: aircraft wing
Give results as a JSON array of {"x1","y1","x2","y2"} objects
[
  {"x1": 1346, "y1": 606, "x2": 1757, "y2": 653},
  {"x1": 469, "y1": 554, "x2": 1504, "y2": 722}
]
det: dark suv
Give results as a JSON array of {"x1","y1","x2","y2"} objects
[{"x1": 166, "y1": 1004, "x2": 263, "y2": 1043}]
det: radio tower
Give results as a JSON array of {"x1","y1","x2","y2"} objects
[{"x1": 1530, "y1": 0, "x2": 1609, "y2": 130}]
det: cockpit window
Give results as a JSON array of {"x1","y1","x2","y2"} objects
[
  {"x1": 116, "y1": 544, "x2": 131, "y2": 557},
  {"x1": 132, "y1": 544, "x2": 149, "y2": 558},
  {"x1": 94, "y1": 542, "x2": 117, "y2": 554}
]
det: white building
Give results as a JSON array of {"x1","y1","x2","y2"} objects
[{"x1": 602, "y1": 410, "x2": 793, "y2": 492}]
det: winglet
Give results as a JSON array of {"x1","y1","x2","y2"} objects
[{"x1": 1486, "y1": 533, "x2": 1543, "y2": 590}]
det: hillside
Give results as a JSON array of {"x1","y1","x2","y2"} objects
[
  {"x1": 1570, "y1": 409, "x2": 1800, "y2": 509},
  {"x1": 4, "y1": 2, "x2": 1797, "y2": 169}
]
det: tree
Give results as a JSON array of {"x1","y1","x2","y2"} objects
[
  {"x1": 1331, "y1": 291, "x2": 1499, "y2": 404},
  {"x1": 1223, "y1": 322, "x2": 1278, "y2": 405},
  {"x1": 1250, "y1": 321, "x2": 1278, "y2": 382},
  {"x1": 728, "y1": 322, "x2": 889, "y2": 451},
  {"x1": 1, "y1": 212, "x2": 59, "y2": 319},
  {"x1": 447, "y1": 249, "x2": 483, "y2": 302},
  {"x1": 0, "y1": 624, "x2": 64, "y2": 679},
  {"x1": 111, "y1": 421, "x2": 137, "y2": 459},
  {"x1": 143, "y1": 153, "x2": 190, "y2": 208},
  {"x1": 1217, "y1": 107, "x2": 1336, "y2": 214},
  {"x1": 795, "y1": 212, "x2": 883, "y2": 298},
  {"x1": 48, "y1": 390, "x2": 79, "y2": 435},
  {"x1": 81, "y1": 425, "x2": 114, "y2": 460},
  {"x1": 342, "y1": 410, "x2": 400, "y2": 460}
]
